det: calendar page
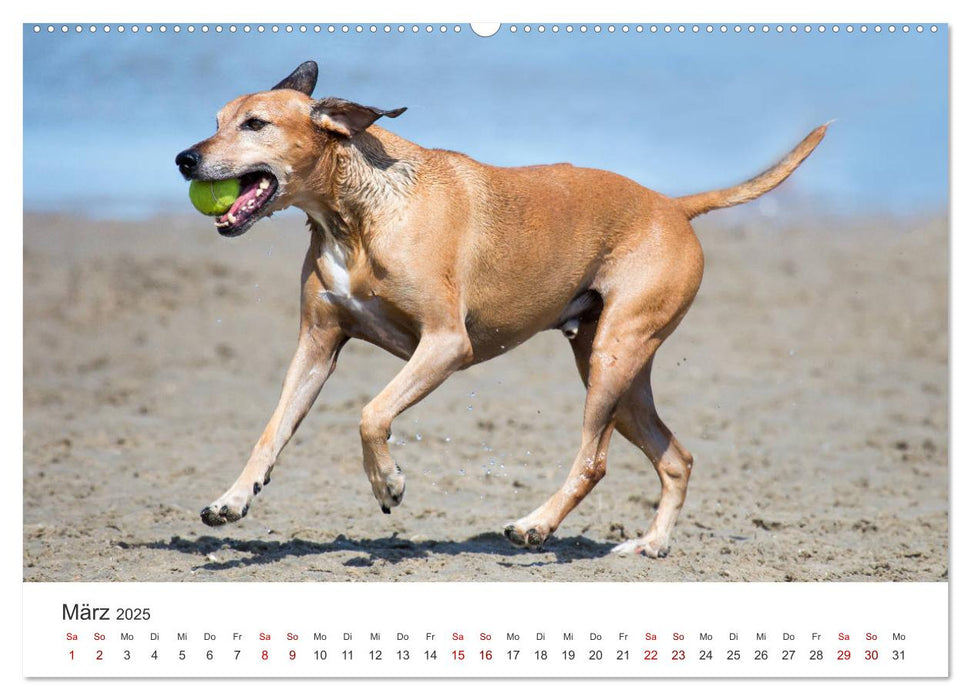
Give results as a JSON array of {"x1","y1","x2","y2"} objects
[{"x1": 19, "y1": 2, "x2": 952, "y2": 689}]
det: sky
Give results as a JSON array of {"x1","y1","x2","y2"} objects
[{"x1": 22, "y1": 23, "x2": 948, "y2": 220}]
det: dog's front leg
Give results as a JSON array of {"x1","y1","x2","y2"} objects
[
  {"x1": 360, "y1": 330, "x2": 473, "y2": 512},
  {"x1": 201, "y1": 323, "x2": 347, "y2": 526}
]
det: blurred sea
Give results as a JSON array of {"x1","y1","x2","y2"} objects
[{"x1": 23, "y1": 24, "x2": 947, "y2": 220}]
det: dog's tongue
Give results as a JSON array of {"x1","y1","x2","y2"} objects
[
  {"x1": 226, "y1": 178, "x2": 263, "y2": 217},
  {"x1": 216, "y1": 175, "x2": 273, "y2": 226}
]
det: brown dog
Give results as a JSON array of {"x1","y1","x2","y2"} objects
[{"x1": 176, "y1": 61, "x2": 826, "y2": 557}]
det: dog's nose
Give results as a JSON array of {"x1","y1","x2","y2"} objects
[{"x1": 175, "y1": 149, "x2": 201, "y2": 178}]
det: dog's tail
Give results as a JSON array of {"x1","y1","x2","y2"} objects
[{"x1": 676, "y1": 123, "x2": 830, "y2": 220}]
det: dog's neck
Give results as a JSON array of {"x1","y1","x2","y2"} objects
[{"x1": 299, "y1": 128, "x2": 418, "y2": 247}]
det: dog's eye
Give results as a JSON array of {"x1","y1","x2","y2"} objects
[{"x1": 242, "y1": 117, "x2": 270, "y2": 132}]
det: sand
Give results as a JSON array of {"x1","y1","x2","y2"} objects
[{"x1": 23, "y1": 211, "x2": 948, "y2": 582}]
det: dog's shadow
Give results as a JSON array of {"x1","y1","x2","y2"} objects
[{"x1": 119, "y1": 532, "x2": 617, "y2": 573}]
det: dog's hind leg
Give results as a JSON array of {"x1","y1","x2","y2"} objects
[
  {"x1": 503, "y1": 304, "x2": 661, "y2": 547},
  {"x1": 504, "y1": 219, "x2": 703, "y2": 550},
  {"x1": 610, "y1": 364, "x2": 694, "y2": 558},
  {"x1": 563, "y1": 295, "x2": 695, "y2": 557},
  {"x1": 200, "y1": 323, "x2": 347, "y2": 526}
]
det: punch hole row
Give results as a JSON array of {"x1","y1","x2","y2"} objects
[
  {"x1": 31, "y1": 24, "x2": 940, "y2": 35},
  {"x1": 31, "y1": 24, "x2": 465, "y2": 34},
  {"x1": 506, "y1": 24, "x2": 937, "y2": 34}
]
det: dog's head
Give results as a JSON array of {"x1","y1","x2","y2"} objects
[{"x1": 175, "y1": 61, "x2": 406, "y2": 237}]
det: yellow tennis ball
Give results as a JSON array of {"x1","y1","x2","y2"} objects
[{"x1": 189, "y1": 179, "x2": 241, "y2": 216}]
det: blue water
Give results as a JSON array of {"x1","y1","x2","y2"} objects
[{"x1": 23, "y1": 24, "x2": 948, "y2": 219}]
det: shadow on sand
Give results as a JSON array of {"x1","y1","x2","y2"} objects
[{"x1": 117, "y1": 532, "x2": 618, "y2": 572}]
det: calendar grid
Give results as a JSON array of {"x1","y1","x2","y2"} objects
[{"x1": 24, "y1": 582, "x2": 948, "y2": 678}]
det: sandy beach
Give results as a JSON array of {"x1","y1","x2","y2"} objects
[{"x1": 23, "y1": 211, "x2": 948, "y2": 582}]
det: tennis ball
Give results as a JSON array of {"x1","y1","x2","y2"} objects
[{"x1": 189, "y1": 179, "x2": 241, "y2": 216}]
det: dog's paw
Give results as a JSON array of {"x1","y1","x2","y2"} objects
[
  {"x1": 376, "y1": 467, "x2": 406, "y2": 514},
  {"x1": 611, "y1": 538, "x2": 670, "y2": 558},
  {"x1": 200, "y1": 498, "x2": 249, "y2": 527},
  {"x1": 503, "y1": 520, "x2": 550, "y2": 547}
]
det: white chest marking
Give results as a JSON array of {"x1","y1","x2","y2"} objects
[
  {"x1": 306, "y1": 209, "x2": 353, "y2": 300},
  {"x1": 305, "y1": 210, "x2": 413, "y2": 357},
  {"x1": 321, "y1": 235, "x2": 352, "y2": 298}
]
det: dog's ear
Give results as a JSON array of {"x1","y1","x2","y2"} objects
[
  {"x1": 311, "y1": 98, "x2": 407, "y2": 138},
  {"x1": 272, "y1": 61, "x2": 318, "y2": 96}
]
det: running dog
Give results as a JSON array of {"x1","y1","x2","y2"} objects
[{"x1": 175, "y1": 61, "x2": 826, "y2": 556}]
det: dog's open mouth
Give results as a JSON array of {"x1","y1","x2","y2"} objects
[{"x1": 214, "y1": 171, "x2": 279, "y2": 236}]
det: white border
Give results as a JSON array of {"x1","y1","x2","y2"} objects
[{"x1": 7, "y1": 0, "x2": 961, "y2": 697}]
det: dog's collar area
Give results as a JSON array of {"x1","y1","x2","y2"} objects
[{"x1": 214, "y1": 171, "x2": 279, "y2": 236}]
